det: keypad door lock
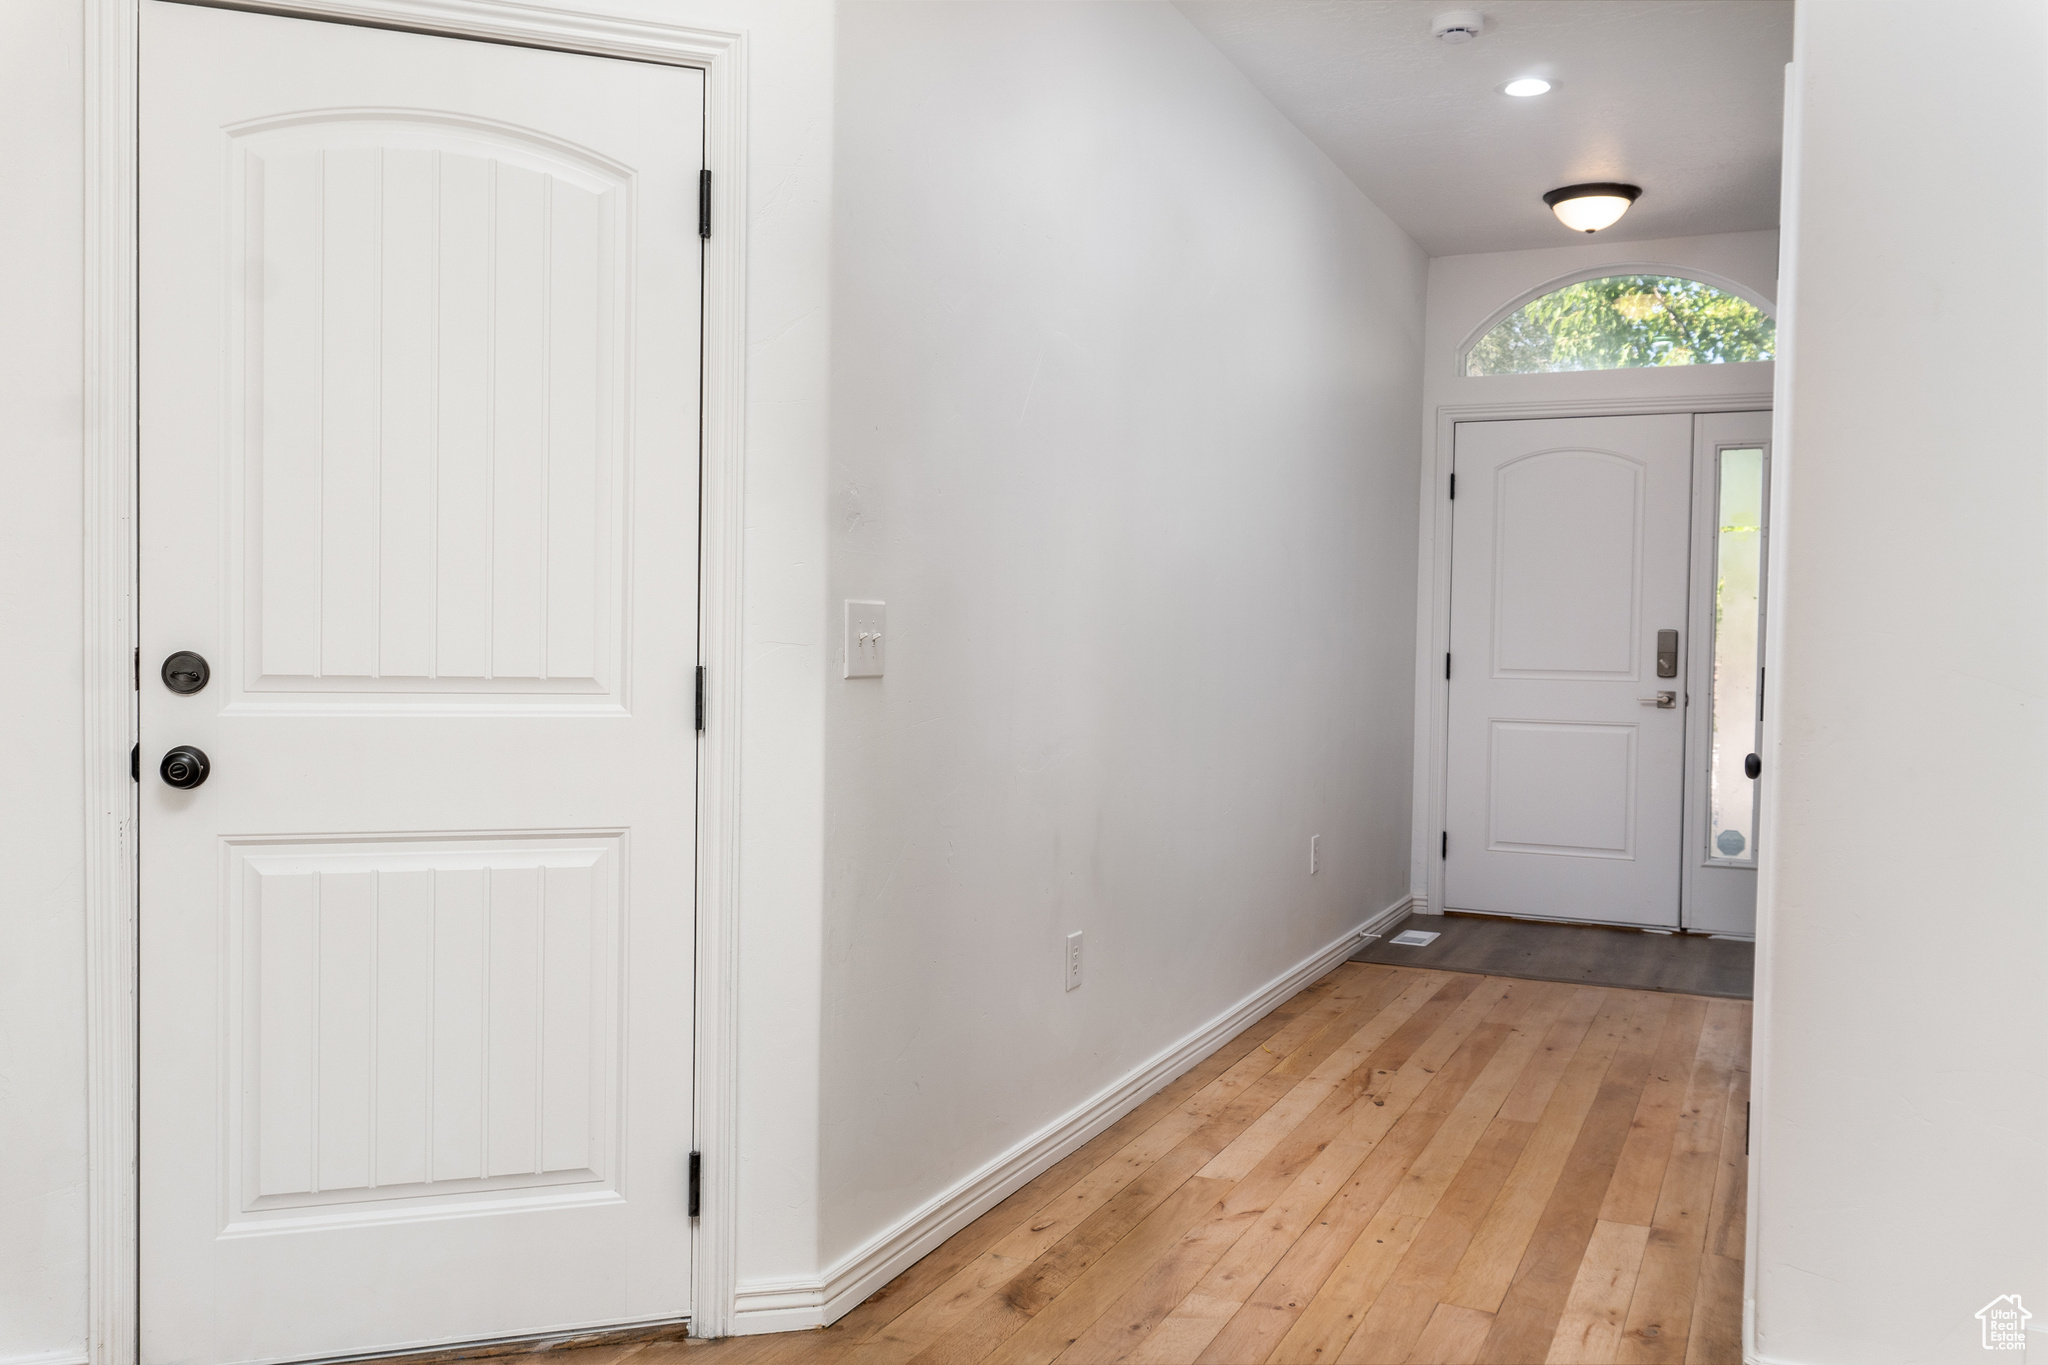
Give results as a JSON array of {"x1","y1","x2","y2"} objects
[
  {"x1": 162, "y1": 651, "x2": 211, "y2": 695},
  {"x1": 160, "y1": 746, "x2": 210, "y2": 789},
  {"x1": 1655, "y1": 629, "x2": 1679, "y2": 679}
]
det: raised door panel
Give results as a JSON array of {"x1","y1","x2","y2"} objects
[
  {"x1": 233, "y1": 119, "x2": 629, "y2": 711},
  {"x1": 228, "y1": 835, "x2": 621, "y2": 1229},
  {"x1": 1488, "y1": 721, "x2": 1637, "y2": 858},
  {"x1": 1491, "y1": 449, "x2": 1644, "y2": 679}
]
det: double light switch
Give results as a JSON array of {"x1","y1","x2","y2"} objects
[{"x1": 845, "y1": 600, "x2": 885, "y2": 678}]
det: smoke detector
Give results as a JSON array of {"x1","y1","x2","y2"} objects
[{"x1": 1432, "y1": 10, "x2": 1484, "y2": 43}]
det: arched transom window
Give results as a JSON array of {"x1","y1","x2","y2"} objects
[{"x1": 1466, "y1": 274, "x2": 1775, "y2": 376}]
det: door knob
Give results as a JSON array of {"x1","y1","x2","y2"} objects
[
  {"x1": 161, "y1": 651, "x2": 210, "y2": 694},
  {"x1": 1637, "y1": 691, "x2": 1677, "y2": 709},
  {"x1": 159, "y1": 746, "x2": 210, "y2": 789},
  {"x1": 1744, "y1": 752, "x2": 1762, "y2": 780}
]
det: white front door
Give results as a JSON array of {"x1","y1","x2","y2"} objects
[
  {"x1": 138, "y1": 5, "x2": 703, "y2": 1360},
  {"x1": 1443, "y1": 414, "x2": 1693, "y2": 927}
]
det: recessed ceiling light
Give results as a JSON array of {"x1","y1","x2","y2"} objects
[
  {"x1": 1503, "y1": 78, "x2": 1552, "y2": 97},
  {"x1": 1543, "y1": 182, "x2": 1642, "y2": 233}
]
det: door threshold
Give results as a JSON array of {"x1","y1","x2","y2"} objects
[
  {"x1": 299, "y1": 1319, "x2": 690, "y2": 1365},
  {"x1": 1442, "y1": 908, "x2": 1696, "y2": 935}
]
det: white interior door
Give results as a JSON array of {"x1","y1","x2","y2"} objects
[
  {"x1": 138, "y1": 5, "x2": 703, "y2": 1360},
  {"x1": 1681, "y1": 411, "x2": 1772, "y2": 935},
  {"x1": 1443, "y1": 414, "x2": 1693, "y2": 927}
]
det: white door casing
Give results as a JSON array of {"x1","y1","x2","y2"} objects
[
  {"x1": 138, "y1": 4, "x2": 703, "y2": 1360},
  {"x1": 1443, "y1": 414, "x2": 1694, "y2": 927}
]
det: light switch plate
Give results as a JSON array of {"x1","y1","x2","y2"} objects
[{"x1": 844, "y1": 600, "x2": 885, "y2": 678}]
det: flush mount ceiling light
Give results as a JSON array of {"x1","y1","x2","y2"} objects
[
  {"x1": 1543, "y1": 182, "x2": 1641, "y2": 233},
  {"x1": 1432, "y1": 10, "x2": 1484, "y2": 43},
  {"x1": 1502, "y1": 77, "x2": 1552, "y2": 97}
]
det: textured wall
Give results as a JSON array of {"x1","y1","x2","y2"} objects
[
  {"x1": 0, "y1": 0, "x2": 89, "y2": 1356},
  {"x1": 1751, "y1": 3, "x2": 2048, "y2": 1360},
  {"x1": 819, "y1": 0, "x2": 1427, "y2": 1288}
]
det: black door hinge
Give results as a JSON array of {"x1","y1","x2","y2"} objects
[
  {"x1": 134, "y1": 647, "x2": 140, "y2": 690},
  {"x1": 1441, "y1": 831, "x2": 1448, "y2": 860},
  {"x1": 694, "y1": 666, "x2": 706, "y2": 732},
  {"x1": 131, "y1": 744, "x2": 139, "y2": 783},
  {"x1": 1445, "y1": 652, "x2": 1451, "y2": 681},
  {"x1": 1448, "y1": 472, "x2": 1456, "y2": 499},
  {"x1": 688, "y1": 1151, "x2": 702, "y2": 1217},
  {"x1": 1744, "y1": 1102, "x2": 1751, "y2": 1156},
  {"x1": 698, "y1": 169, "x2": 711, "y2": 239}
]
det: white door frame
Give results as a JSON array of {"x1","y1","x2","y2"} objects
[
  {"x1": 83, "y1": 0, "x2": 751, "y2": 1353},
  {"x1": 1416, "y1": 388, "x2": 1776, "y2": 925}
]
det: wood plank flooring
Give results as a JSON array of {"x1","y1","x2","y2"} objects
[{"x1": 513, "y1": 964, "x2": 1750, "y2": 1365}]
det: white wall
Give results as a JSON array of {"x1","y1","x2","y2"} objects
[
  {"x1": 1750, "y1": 4, "x2": 2048, "y2": 1362},
  {"x1": 0, "y1": 0, "x2": 833, "y2": 1350},
  {"x1": 816, "y1": 0, "x2": 1426, "y2": 1314},
  {"x1": 0, "y1": 1, "x2": 88, "y2": 1358},
  {"x1": 1408, "y1": 229, "x2": 1781, "y2": 903}
]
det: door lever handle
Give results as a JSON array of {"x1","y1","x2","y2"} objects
[{"x1": 1636, "y1": 692, "x2": 1677, "y2": 709}]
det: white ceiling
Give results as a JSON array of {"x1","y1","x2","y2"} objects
[{"x1": 1175, "y1": 1, "x2": 1794, "y2": 257}]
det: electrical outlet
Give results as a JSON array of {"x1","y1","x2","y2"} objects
[
  {"x1": 844, "y1": 600, "x2": 885, "y2": 678},
  {"x1": 1310, "y1": 835, "x2": 1320, "y2": 875},
  {"x1": 1065, "y1": 931, "x2": 1084, "y2": 991}
]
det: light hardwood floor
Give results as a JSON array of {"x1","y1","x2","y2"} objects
[{"x1": 530, "y1": 963, "x2": 1751, "y2": 1365}]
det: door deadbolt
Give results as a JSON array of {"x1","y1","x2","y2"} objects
[
  {"x1": 160, "y1": 746, "x2": 210, "y2": 789},
  {"x1": 162, "y1": 651, "x2": 211, "y2": 694},
  {"x1": 1655, "y1": 629, "x2": 1679, "y2": 679}
]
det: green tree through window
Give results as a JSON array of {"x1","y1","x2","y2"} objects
[{"x1": 1467, "y1": 275, "x2": 1775, "y2": 376}]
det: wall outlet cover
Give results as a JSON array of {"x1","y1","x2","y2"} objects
[
  {"x1": 1064, "y1": 931, "x2": 1083, "y2": 991},
  {"x1": 845, "y1": 600, "x2": 885, "y2": 678}
]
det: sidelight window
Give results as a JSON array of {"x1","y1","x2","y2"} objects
[{"x1": 1707, "y1": 447, "x2": 1766, "y2": 864}]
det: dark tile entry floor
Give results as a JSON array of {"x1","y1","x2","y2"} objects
[{"x1": 1350, "y1": 912, "x2": 1753, "y2": 999}]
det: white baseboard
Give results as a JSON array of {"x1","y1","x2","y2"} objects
[
  {"x1": 0, "y1": 1352, "x2": 90, "y2": 1365},
  {"x1": 1362, "y1": 895, "x2": 1418, "y2": 936},
  {"x1": 727, "y1": 1277, "x2": 829, "y2": 1336},
  {"x1": 726, "y1": 898, "x2": 1411, "y2": 1335}
]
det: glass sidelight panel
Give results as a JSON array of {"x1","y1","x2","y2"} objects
[{"x1": 1708, "y1": 448, "x2": 1765, "y2": 862}]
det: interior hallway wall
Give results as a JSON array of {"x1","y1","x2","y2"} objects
[
  {"x1": 1751, "y1": 2, "x2": 2048, "y2": 1360},
  {"x1": 818, "y1": 0, "x2": 1427, "y2": 1314},
  {"x1": 0, "y1": 0, "x2": 89, "y2": 1357}
]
